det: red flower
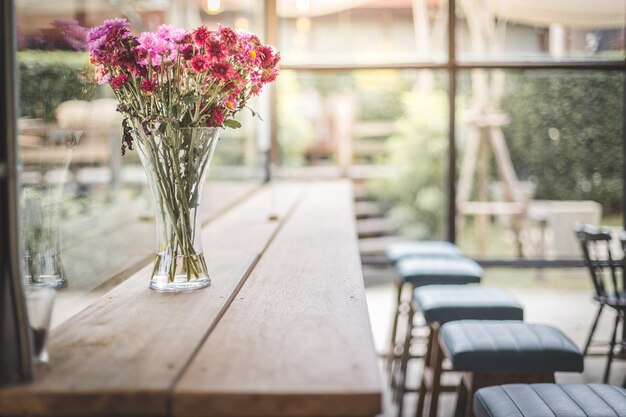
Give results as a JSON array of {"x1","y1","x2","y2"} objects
[
  {"x1": 181, "y1": 44, "x2": 194, "y2": 60},
  {"x1": 110, "y1": 73, "x2": 129, "y2": 89},
  {"x1": 206, "y1": 38, "x2": 225, "y2": 60},
  {"x1": 260, "y1": 68, "x2": 278, "y2": 83},
  {"x1": 131, "y1": 63, "x2": 148, "y2": 77},
  {"x1": 211, "y1": 108, "x2": 224, "y2": 126},
  {"x1": 258, "y1": 45, "x2": 280, "y2": 69},
  {"x1": 218, "y1": 25, "x2": 238, "y2": 49},
  {"x1": 192, "y1": 26, "x2": 210, "y2": 47},
  {"x1": 250, "y1": 83, "x2": 262, "y2": 96},
  {"x1": 141, "y1": 78, "x2": 157, "y2": 92},
  {"x1": 210, "y1": 61, "x2": 235, "y2": 81},
  {"x1": 190, "y1": 55, "x2": 209, "y2": 73}
]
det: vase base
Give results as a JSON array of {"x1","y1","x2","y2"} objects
[
  {"x1": 26, "y1": 275, "x2": 67, "y2": 289},
  {"x1": 149, "y1": 276, "x2": 211, "y2": 292}
]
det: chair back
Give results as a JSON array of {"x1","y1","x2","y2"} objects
[{"x1": 575, "y1": 223, "x2": 623, "y2": 299}]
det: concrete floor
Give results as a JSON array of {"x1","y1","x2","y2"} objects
[{"x1": 364, "y1": 267, "x2": 626, "y2": 417}]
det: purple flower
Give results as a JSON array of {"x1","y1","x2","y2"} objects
[
  {"x1": 88, "y1": 18, "x2": 135, "y2": 67},
  {"x1": 87, "y1": 18, "x2": 129, "y2": 45}
]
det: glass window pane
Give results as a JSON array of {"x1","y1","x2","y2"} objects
[
  {"x1": 456, "y1": 69, "x2": 624, "y2": 259},
  {"x1": 457, "y1": 0, "x2": 626, "y2": 62},
  {"x1": 277, "y1": 69, "x2": 449, "y2": 239},
  {"x1": 277, "y1": 0, "x2": 448, "y2": 65}
]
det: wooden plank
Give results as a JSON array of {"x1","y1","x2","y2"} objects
[
  {"x1": 58, "y1": 181, "x2": 260, "y2": 294},
  {"x1": 173, "y1": 181, "x2": 383, "y2": 417},
  {"x1": 0, "y1": 183, "x2": 304, "y2": 417}
]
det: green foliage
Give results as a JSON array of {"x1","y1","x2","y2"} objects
[
  {"x1": 370, "y1": 90, "x2": 448, "y2": 239},
  {"x1": 503, "y1": 71, "x2": 624, "y2": 213},
  {"x1": 18, "y1": 50, "x2": 96, "y2": 121},
  {"x1": 277, "y1": 71, "x2": 315, "y2": 166},
  {"x1": 353, "y1": 71, "x2": 414, "y2": 121}
]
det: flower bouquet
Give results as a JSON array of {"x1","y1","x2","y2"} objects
[{"x1": 88, "y1": 19, "x2": 279, "y2": 291}]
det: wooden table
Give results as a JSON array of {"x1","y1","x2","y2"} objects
[{"x1": 0, "y1": 181, "x2": 383, "y2": 417}]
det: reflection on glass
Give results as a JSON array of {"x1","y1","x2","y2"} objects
[
  {"x1": 25, "y1": 288, "x2": 56, "y2": 364},
  {"x1": 457, "y1": 0, "x2": 626, "y2": 61},
  {"x1": 16, "y1": 1, "x2": 266, "y2": 313},
  {"x1": 21, "y1": 129, "x2": 81, "y2": 289},
  {"x1": 278, "y1": 0, "x2": 448, "y2": 65},
  {"x1": 456, "y1": 70, "x2": 624, "y2": 259}
]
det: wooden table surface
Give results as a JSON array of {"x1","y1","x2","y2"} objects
[{"x1": 0, "y1": 181, "x2": 383, "y2": 417}]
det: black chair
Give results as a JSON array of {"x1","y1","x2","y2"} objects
[{"x1": 575, "y1": 223, "x2": 626, "y2": 384}]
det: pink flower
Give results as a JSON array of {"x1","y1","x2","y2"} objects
[
  {"x1": 110, "y1": 73, "x2": 129, "y2": 89},
  {"x1": 156, "y1": 24, "x2": 187, "y2": 43},
  {"x1": 224, "y1": 94, "x2": 240, "y2": 111},
  {"x1": 136, "y1": 31, "x2": 176, "y2": 66}
]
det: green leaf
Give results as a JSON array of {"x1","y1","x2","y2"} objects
[{"x1": 223, "y1": 119, "x2": 242, "y2": 129}]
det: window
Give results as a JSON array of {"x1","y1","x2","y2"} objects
[
  {"x1": 15, "y1": 0, "x2": 267, "y2": 324},
  {"x1": 275, "y1": 0, "x2": 626, "y2": 264}
]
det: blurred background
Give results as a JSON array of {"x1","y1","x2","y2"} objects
[{"x1": 13, "y1": 0, "x2": 626, "y2": 321}]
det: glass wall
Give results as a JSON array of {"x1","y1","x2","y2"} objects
[
  {"x1": 276, "y1": 69, "x2": 449, "y2": 238},
  {"x1": 276, "y1": 0, "x2": 626, "y2": 262},
  {"x1": 15, "y1": 0, "x2": 267, "y2": 321},
  {"x1": 456, "y1": 70, "x2": 624, "y2": 259}
]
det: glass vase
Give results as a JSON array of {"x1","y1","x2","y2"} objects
[
  {"x1": 21, "y1": 129, "x2": 80, "y2": 289},
  {"x1": 132, "y1": 121, "x2": 220, "y2": 291}
]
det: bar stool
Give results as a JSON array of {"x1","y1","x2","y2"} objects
[
  {"x1": 387, "y1": 256, "x2": 483, "y2": 380},
  {"x1": 385, "y1": 242, "x2": 468, "y2": 372},
  {"x1": 386, "y1": 241, "x2": 462, "y2": 265},
  {"x1": 439, "y1": 320, "x2": 584, "y2": 417},
  {"x1": 407, "y1": 286, "x2": 524, "y2": 417},
  {"x1": 474, "y1": 384, "x2": 626, "y2": 417}
]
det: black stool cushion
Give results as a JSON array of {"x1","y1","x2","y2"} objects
[
  {"x1": 395, "y1": 256, "x2": 482, "y2": 285},
  {"x1": 413, "y1": 285, "x2": 524, "y2": 324},
  {"x1": 386, "y1": 241, "x2": 462, "y2": 264},
  {"x1": 474, "y1": 384, "x2": 626, "y2": 417},
  {"x1": 439, "y1": 320, "x2": 583, "y2": 373}
]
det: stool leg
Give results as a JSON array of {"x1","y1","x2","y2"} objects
[
  {"x1": 396, "y1": 305, "x2": 415, "y2": 417},
  {"x1": 453, "y1": 376, "x2": 469, "y2": 417},
  {"x1": 387, "y1": 281, "x2": 404, "y2": 376},
  {"x1": 415, "y1": 325, "x2": 435, "y2": 417},
  {"x1": 427, "y1": 329, "x2": 443, "y2": 417}
]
